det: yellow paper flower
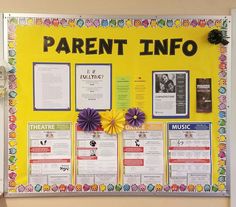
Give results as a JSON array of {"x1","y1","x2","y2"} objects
[{"x1": 101, "y1": 110, "x2": 125, "y2": 134}]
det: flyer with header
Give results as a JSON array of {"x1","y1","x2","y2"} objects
[
  {"x1": 123, "y1": 123, "x2": 164, "y2": 185},
  {"x1": 167, "y1": 122, "x2": 212, "y2": 185},
  {"x1": 28, "y1": 122, "x2": 72, "y2": 185}
]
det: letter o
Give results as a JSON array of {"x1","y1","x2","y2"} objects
[{"x1": 182, "y1": 40, "x2": 197, "y2": 56}]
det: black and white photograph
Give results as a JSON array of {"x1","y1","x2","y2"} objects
[{"x1": 155, "y1": 73, "x2": 176, "y2": 93}]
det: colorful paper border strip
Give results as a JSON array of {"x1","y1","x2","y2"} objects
[{"x1": 7, "y1": 17, "x2": 226, "y2": 28}]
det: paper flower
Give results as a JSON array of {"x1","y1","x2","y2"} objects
[
  {"x1": 101, "y1": 110, "x2": 125, "y2": 134},
  {"x1": 208, "y1": 29, "x2": 229, "y2": 45},
  {"x1": 77, "y1": 108, "x2": 101, "y2": 131},
  {"x1": 125, "y1": 108, "x2": 145, "y2": 127}
]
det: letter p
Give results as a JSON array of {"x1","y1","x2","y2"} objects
[{"x1": 44, "y1": 36, "x2": 55, "y2": 52}]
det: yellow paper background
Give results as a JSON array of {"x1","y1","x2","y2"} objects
[{"x1": 15, "y1": 24, "x2": 220, "y2": 186}]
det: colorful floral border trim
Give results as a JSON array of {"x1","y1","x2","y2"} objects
[
  {"x1": 14, "y1": 183, "x2": 221, "y2": 193},
  {"x1": 6, "y1": 16, "x2": 229, "y2": 194},
  {"x1": 216, "y1": 19, "x2": 228, "y2": 193},
  {"x1": 7, "y1": 16, "x2": 226, "y2": 28},
  {"x1": 8, "y1": 16, "x2": 18, "y2": 193}
]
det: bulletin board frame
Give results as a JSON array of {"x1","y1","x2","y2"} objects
[
  {"x1": 0, "y1": 13, "x2": 5, "y2": 196},
  {"x1": 2, "y1": 13, "x2": 231, "y2": 197}
]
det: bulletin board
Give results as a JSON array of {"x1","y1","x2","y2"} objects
[{"x1": 3, "y1": 13, "x2": 231, "y2": 197}]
